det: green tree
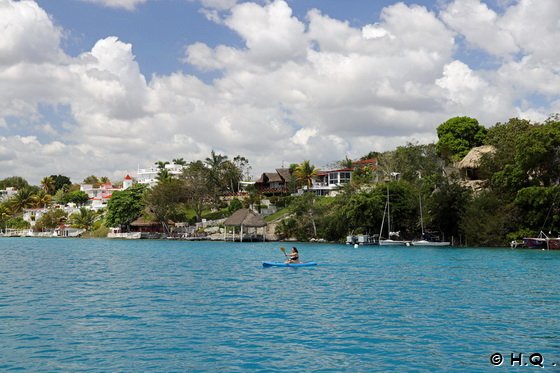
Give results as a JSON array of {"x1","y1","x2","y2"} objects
[
  {"x1": 145, "y1": 178, "x2": 189, "y2": 223},
  {"x1": 427, "y1": 179, "x2": 471, "y2": 242},
  {"x1": 82, "y1": 175, "x2": 100, "y2": 185},
  {"x1": 70, "y1": 207, "x2": 99, "y2": 230},
  {"x1": 173, "y1": 158, "x2": 187, "y2": 166},
  {"x1": 32, "y1": 190, "x2": 52, "y2": 208},
  {"x1": 50, "y1": 175, "x2": 72, "y2": 193},
  {"x1": 155, "y1": 160, "x2": 169, "y2": 169},
  {"x1": 7, "y1": 188, "x2": 36, "y2": 213},
  {"x1": 436, "y1": 116, "x2": 487, "y2": 161},
  {"x1": 60, "y1": 190, "x2": 90, "y2": 206},
  {"x1": 513, "y1": 186, "x2": 560, "y2": 235},
  {"x1": 461, "y1": 190, "x2": 515, "y2": 246},
  {"x1": 228, "y1": 197, "x2": 243, "y2": 214},
  {"x1": 514, "y1": 119, "x2": 560, "y2": 187},
  {"x1": 393, "y1": 143, "x2": 444, "y2": 185},
  {"x1": 293, "y1": 160, "x2": 318, "y2": 189},
  {"x1": 0, "y1": 176, "x2": 29, "y2": 190},
  {"x1": 183, "y1": 161, "x2": 220, "y2": 221},
  {"x1": 105, "y1": 184, "x2": 147, "y2": 228},
  {"x1": 40, "y1": 176, "x2": 56, "y2": 194},
  {"x1": 34, "y1": 209, "x2": 67, "y2": 231}
]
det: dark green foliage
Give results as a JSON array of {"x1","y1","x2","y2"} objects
[
  {"x1": 392, "y1": 143, "x2": 443, "y2": 185},
  {"x1": 60, "y1": 190, "x2": 90, "y2": 206},
  {"x1": 461, "y1": 191, "x2": 515, "y2": 247},
  {"x1": 34, "y1": 209, "x2": 68, "y2": 230},
  {"x1": 49, "y1": 175, "x2": 72, "y2": 192},
  {"x1": 513, "y1": 186, "x2": 560, "y2": 235},
  {"x1": 145, "y1": 178, "x2": 190, "y2": 223},
  {"x1": 426, "y1": 179, "x2": 471, "y2": 241},
  {"x1": 105, "y1": 184, "x2": 147, "y2": 228},
  {"x1": 228, "y1": 198, "x2": 243, "y2": 214},
  {"x1": 0, "y1": 176, "x2": 29, "y2": 190},
  {"x1": 5, "y1": 217, "x2": 30, "y2": 229},
  {"x1": 436, "y1": 116, "x2": 487, "y2": 161}
]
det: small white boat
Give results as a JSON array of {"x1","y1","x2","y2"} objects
[
  {"x1": 410, "y1": 239, "x2": 450, "y2": 247},
  {"x1": 379, "y1": 238, "x2": 410, "y2": 246}
]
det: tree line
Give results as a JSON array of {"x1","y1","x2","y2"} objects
[{"x1": 1, "y1": 114, "x2": 560, "y2": 246}]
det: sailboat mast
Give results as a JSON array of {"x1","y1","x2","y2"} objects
[
  {"x1": 419, "y1": 194, "x2": 425, "y2": 236},
  {"x1": 386, "y1": 184, "x2": 391, "y2": 238}
]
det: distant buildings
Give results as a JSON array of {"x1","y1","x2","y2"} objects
[{"x1": 136, "y1": 163, "x2": 185, "y2": 187}]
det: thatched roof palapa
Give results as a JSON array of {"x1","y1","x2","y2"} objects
[
  {"x1": 457, "y1": 145, "x2": 496, "y2": 169},
  {"x1": 223, "y1": 209, "x2": 267, "y2": 227}
]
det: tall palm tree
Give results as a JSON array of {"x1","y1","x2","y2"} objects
[
  {"x1": 293, "y1": 160, "x2": 319, "y2": 189},
  {"x1": 8, "y1": 188, "x2": 36, "y2": 213},
  {"x1": 40, "y1": 176, "x2": 55, "y2": 195},
  {"x1": 172, "y1": 158, "x2": 187, "y2": 166},
  {"x1": 155, "y1": 161, "x2": 169, "y2": 169},
  {"x1": 33, "y1": 190, "x2": 52, "y2": 208},
  {"x1": 0, "y1": 204, "x2": 11, "y2": 223},
  {"x1": 339, "y1": 156, "x2": 353, "y2": 169},
  {"x1": 71, "y1": 207, "x2": 97, "y2": 230},
  {"x1": 204, "y1": 150, "x2": 227, "y2": 170},
  {"x1": 205, "y1": 150, "x2": 228, "y2": 190}
]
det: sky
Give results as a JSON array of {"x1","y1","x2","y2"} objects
[{"x1": 1, "y1": 0, "x2": 560, "y2": 185}]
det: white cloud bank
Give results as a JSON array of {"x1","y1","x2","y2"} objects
[{"x1": 1, "y1": 0, "x2": 560, "y2": 184}]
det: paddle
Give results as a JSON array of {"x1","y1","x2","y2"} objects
[{"x1": 280, "y1": 247, "x2": 287, "y2": 258}]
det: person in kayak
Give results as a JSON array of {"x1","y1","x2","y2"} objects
[{"x1": 287, "y1": 247, "x2": 300, "y2": 263}]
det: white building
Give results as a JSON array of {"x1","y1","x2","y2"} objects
[
  {"x1": 80, "y1": 175, "x2": 133, "y2": 210},
  {"x1": 0, "y1": 187, "x2": 17, "y2": 202},
  {"x1": 137, "y1": 163, "x2": 185, "y2": 187}
]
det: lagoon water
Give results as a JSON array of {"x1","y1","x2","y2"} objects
[{"x1": 1, "y1": 238, "x2": 559, "y2": 372}]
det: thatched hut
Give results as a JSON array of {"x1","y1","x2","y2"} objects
[
  {"x1": 457, "y1": 145, "x2": 496, "y2": 180},
  {"x1": 223, "y1": 208, "x2": 267, "y2": 242}
]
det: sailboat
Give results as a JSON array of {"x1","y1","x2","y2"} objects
[
  {"x1": 379, "y1": 184, "x2": 409, "y2": 246},
  {"x1": 411, "y1": 195, "x2": 450, "y2": 247}
]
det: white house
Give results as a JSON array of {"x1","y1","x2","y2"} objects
[
  {"x1": 137, "y1": 163, "x2": 185, "y2": 187},
  {"x1": 80, "y1": 175, "x2": 133, "y2": 210},
  {"x1": 0, "y1": 187, "x2": 17, "y2": 202}
]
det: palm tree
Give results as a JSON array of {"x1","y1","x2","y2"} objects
[
  {"x1": 99, "y1": 176, "x2": 111, "y2": 184},
  {"x1": 33, "y1": 190, "x2": 52, "y2": 208},
  {"x1": 156, "y1": 168, "x2": 172, "y2": 183},
  {"x1": 172, "y1": 158, "x2": 187, "y2": 166},
  {"x1": 293, "y1": 160, "x2": 319, "y2": 189},
  {"x1": 204, "y1": 150, "x2": 227, "y2": 170},
  {"x1": 71, "y1": 207, "x2": 97, "y2": 230},
  {"x1": 339, "y1": 156, "x2": 353, "y2": 169},
  {"x1": 0, "y1": 204, "x2": 11, "y2": 224},
  {"x1": 155, "y1": 161, "x2": 169, "y2": 169},
  {"x1": 8, "y1": 188, "x2": 36, "y2": 213},
  {"x1": 40, "y1": 176, "x2": 55, "y2": 195},
  {"x1": 205, "y1": 150, "x2": 228, "y2": 190}
]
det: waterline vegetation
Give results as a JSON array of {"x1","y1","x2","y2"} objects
[{"x1": 1, "y1": 115, "x2": 560, "y2": 246}]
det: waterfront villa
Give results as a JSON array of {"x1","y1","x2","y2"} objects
[
  {"x1": 80, "y1": 174, "x2": 133, "y2": 210},
  {"x1": 254, "y1": 168, "x2": 292, "y2": 195},
  {"x1": 137, "y1": 163, "x2": 185, "y2": 187}
]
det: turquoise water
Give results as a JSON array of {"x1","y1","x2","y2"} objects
[{"x1": 1, "y1": 238, "x2": 559, "y2": 372}]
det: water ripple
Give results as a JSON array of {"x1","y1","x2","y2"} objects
[{"x1": 1, "y1": 239, "x2": 560, "y2": 371}]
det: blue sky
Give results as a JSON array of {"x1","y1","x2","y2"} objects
[{"x1": 1, "y1": 0, "x2": 559, "y2": 184}]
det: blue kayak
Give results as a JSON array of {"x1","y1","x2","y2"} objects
[{"x1": 262, "y1": 261, "x2": 317, "y2": 267}]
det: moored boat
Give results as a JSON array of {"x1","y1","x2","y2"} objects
[
  {"x1": 378, "y1": 185, "x2": 409, "y2": 246},
  {"x1": 523, "y1": 231, "x2": 560, "y2": 250},
  {"x1": 346, "y1": 234, "x2": 379, "y2": 246}
]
